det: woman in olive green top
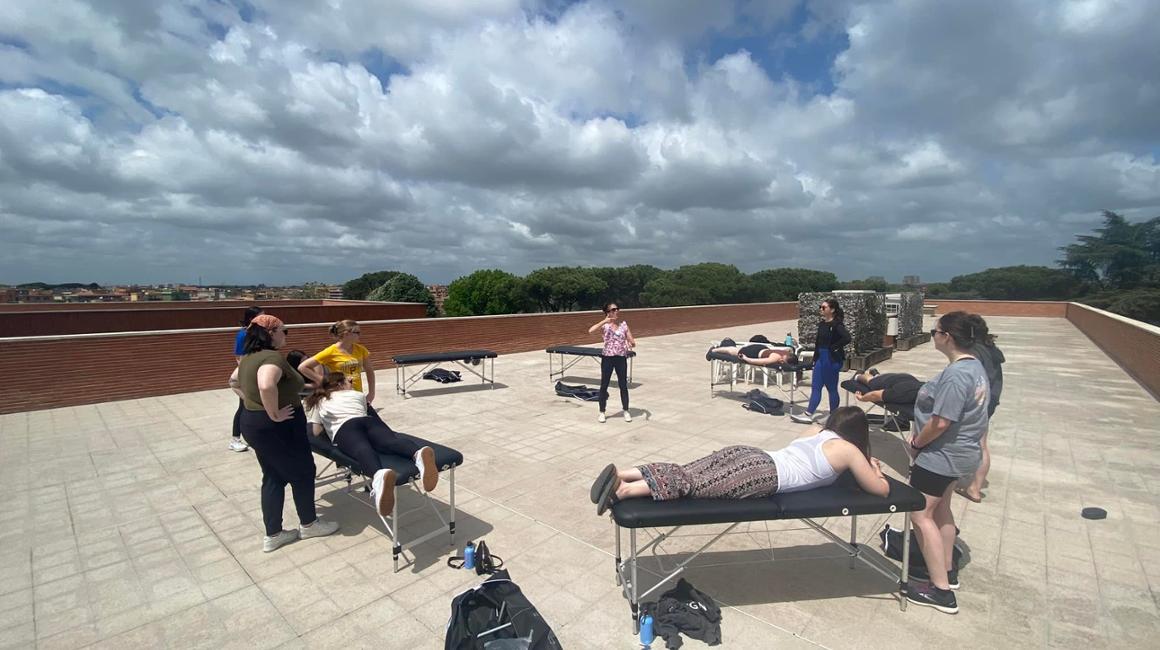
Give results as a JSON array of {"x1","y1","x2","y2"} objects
[{"x1": 229, "y1": 314, "x2": 339, "y2": 552}]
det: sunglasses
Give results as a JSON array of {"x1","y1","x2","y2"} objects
[
  {"x1": 606, "y1": 308, "x2": 619, "y2": 313},
  {"x1": 930, "y1": 329, "x2": 946, "y2": 337}
]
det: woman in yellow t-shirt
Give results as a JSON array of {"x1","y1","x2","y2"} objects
[{"x1": 300, "y1": 320, "x2": 377, "y2": 404}]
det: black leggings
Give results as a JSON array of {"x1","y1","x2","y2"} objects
[
  {"x1": 599, "y1": 355, "x2": 630, "y2": 412},
  {"x1": 334, "y1": 411, "x2": 422, "y2": 476},
  {"x1": 240, "y1": 407, "x2": 317, "y2": 537},
  {"x1": 232, "y1": 398, "x2": 243, "y2": 438}
]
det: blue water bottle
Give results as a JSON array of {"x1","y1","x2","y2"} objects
[
  {"x1": 640, "y1": 614, "x2": 655, "y2": 647},
  {"x1": 463, "y1": 542, "x2": 476, "y2": 570},
  {"x1": 785, "y1": 333, "x2": 795, "y2": 347}
]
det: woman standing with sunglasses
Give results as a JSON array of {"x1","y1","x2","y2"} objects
[
  {"x1": 300, "y1": 319, "x2": 376, "y2": 405},
  {"x1": 588, "y1": 302, "x2": 636, "y2": 423},
  {"x1": 904, "y1": 311, "x2": 992, "y2": 614}
]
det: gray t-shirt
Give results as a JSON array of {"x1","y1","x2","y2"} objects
[{"x1": 913, "y1": 358, "x2": 990, "y2": 478}]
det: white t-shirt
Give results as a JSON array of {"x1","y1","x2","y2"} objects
[
  {"x1": 306, "y1": 390, "x2": 368, "y2": 441},
  {"x1": 765, "y1": 430, "x2": 841, "y2": 493}
]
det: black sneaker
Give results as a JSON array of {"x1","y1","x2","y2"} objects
[
  {"x1": 947, "y1": 569, "x2": 960, "y2": 590},
  {"x1": 906, "y1": 581, "x2": 958, "y2": 614},
  {"x1": 883, "y1": 419, "x2": 911, "y2": 432}
]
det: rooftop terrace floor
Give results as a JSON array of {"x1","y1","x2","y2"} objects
[{"x1": 2, "y1": 316, "x2": 1159, "y2": 649}]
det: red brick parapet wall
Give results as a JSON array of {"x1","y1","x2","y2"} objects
[
  {"x1": 0, "y1": 302, "x2": 798, "y2": 414},
  {"x1": 1066, "y1": 303, "x2": 1160, "y2": 400}
]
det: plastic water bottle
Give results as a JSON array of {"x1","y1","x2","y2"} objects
[
  {"x1": 785, "y1": 333, "x2": 795, "y2": 347},
  {"x1": 463, "y1": 542, "x2": 476, "y2": 570},
  {"x1": 640, "y1": 614, "x2": 655, "y2": 646}
]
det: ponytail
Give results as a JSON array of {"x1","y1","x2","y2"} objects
[{"x1": 303, "y1": 372, "x2": 346, "y2": 410}]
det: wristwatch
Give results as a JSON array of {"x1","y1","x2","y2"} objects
[{"x1": 909, "y1": 437, "x2": 923, "y2": 451}]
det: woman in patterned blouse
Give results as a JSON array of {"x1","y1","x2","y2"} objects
[{"x1": 587, "y1": 302, "x2": 636, "y2": 423}]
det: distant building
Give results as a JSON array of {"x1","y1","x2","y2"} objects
[
  {"x1": 19, "y1": 289, "x2": 53, "y2": 303},
  {"x1": 327, "y1": 285, "x2": 344, "y2": 300},
  {"x1": 427, "y1": 284, "x2": 449, "y2": 313},
  {"x1": 903, "y1": 275, "x2": 921, "y2": 286},
  {"x1": 0, "y1": 288, "x2": 17, "y2": 303}
]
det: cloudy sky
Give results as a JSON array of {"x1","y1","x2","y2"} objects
[{"x1": 1, "y1": 0, "x2": 1157, "y2": 286}]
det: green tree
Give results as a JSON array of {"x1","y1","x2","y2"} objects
[
  {"x1": 366, "y1": 273, "x2": 436, "y2": 316},
  {"x1": 843, "y1": 277, "x2": 891, "y2": 292},
  {"x1": 443, "y1": 269, "x2": 530, "y2": 316},
  {"x1": 748, "y1": 268, "x2": 840, "y2": 302},
  {"x1": 591, "y1": 265, "x2": 664, "y2": 309},
  {"x1": 1060, "y1": 211, "x2": 1160, "y2": 291},
  {"x1": 640, "y1": 263, "x2": 751, "y2": 307},
  {"x1": 947, "y1": 265, "x2": 1079, "y2": 300},
  {"x1": 342, "y1": 270, "x2": 401, "y2": 300},
  {"x1": 525, "y1": 267, "x2": 607, "y2": 312}
]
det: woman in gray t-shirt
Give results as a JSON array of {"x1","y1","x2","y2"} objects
[{"x1": 904, "y1": 311, "x2": 992, "y2": 615}]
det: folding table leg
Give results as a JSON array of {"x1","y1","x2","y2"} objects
[
  {"x1": 631, "y1": 529, "x2": 640, "y2": 633},
  {"x1": 849, "y1": 514, "x2": 858, "y2": 569},
  {"x1": 614, "y1": 520, "x2": 622, "y2": 586},
  {"x1": 391, "y1": 487, "x2": 401, "y2": 573},
  {"x1": 900, "y1": 511, "x2": 911, "y2": 611}
]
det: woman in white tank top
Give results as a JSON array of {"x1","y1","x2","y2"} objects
[{"x1": 591, "y1": 407, "x2": 890, "y2": 515}]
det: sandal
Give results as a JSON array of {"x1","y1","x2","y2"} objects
[
  {"x1": 590, "y1": 464, "x2": 616, "y2": 504},
  {"x1": 954, "y1": 487, "x2": 983, "y2": 503}
]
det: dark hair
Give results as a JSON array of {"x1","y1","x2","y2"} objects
[
  {"x1": 303, "y1": 372, "x2": 347, "y2": 410},
  {"x1": 240, "y1": 306, "x2": 264, "y2": 327},
  {"x1": 241, "y1": 323, "x2": 277, "y2": 354},
  {"x1": 749, "y1": 334, "x2": 772, "y2": 344},
  {"x1": 824, "y1": 406, "x2": 870, "y2": 459},
  {"x1": 603, "y1": 302, "x2": 619, "y2": 314},
  {"x1": 822, "y1": 298, "x2": 844, "y2": 322},
  {"x1": 938, "y1": 311, "x2": 991, "y2": 350},
  {"x1": 285, "y1": 349, "x2": 309, "y2": 370}
]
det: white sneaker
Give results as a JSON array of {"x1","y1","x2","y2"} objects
[
  {"x1": 623, "y1": 411, "x2": 632, "y2": 423},
  {"x1": 789, "y1": 411, "x2": 816, "y2": 424},
  {"x1": 299, "y1": 518, "x2": 339, "y2": 539},
  {"x1": 414, "y1": 447, "x2": 438, "y2": 493},
  {"x1": 262, "y1": 529, "x2": 298, "y2": 552},
  {"x1": 371, "y1": 469, "x2": 397, "y2": 517},
  {"x1": 597, "y1": 412, "x2": 606, "y2": 423},
  {"x1": 229, "y1": 437, "x2": 249, "y2": 452}
]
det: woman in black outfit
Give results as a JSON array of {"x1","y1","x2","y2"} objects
[{"x1": 790, "y1": 298, "x2": 852, "y2": 423}]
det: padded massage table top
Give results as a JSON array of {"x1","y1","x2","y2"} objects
[
  {"x1": 546, "y1": 345, "x2": 636, "y2": 358},
  {"x1": 611, "y1": 473, "x2": 924, "y2": 529},
  {"x1": 392, "y1": 349, "x2": 497, "y2": 364},
  {"x1": 310, "y1": 432, "x2": 464, "y2": 486},
  {"x1": 707, "y1": 350, "x2": 811, "y2": 370}
]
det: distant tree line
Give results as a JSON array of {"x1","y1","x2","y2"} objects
[{"x1": 343, "y1": 211, "x2": 1158, "y2": 325}]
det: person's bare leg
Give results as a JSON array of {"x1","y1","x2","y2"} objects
[
  {"x1": 615, "y1": 480, "x2": 652, "y2": 500},
  {"x1": 618, "y1": 467, "x2": 643, "y2": 482},
  {"x1": 912, "y1": 495, "x2": 951, "y2": 590},
  {"x1": 963, "y1": 430, "x2": 988, "y2": 500},
  {"x1": 936, "y1": 483, "x2": 957, "y2": 572}
]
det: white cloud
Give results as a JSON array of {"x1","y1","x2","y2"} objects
[{"x1": 0, "y1": 0, "x2": 1156, "y2": 286}]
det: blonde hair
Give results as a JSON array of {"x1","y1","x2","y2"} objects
[{"x1": 329, "y1": 319, "x2": 359, "y2": 338}]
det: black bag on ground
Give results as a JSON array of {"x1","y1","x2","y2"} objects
[
  {"x1": 445, "y1": 569, "x2": 562, "y2": 650},
  {"x1": 741, "y1": 388, "x2": 783, "y2": 416},
  {"x1": 641, "y1": 578, "x2": 722, "y2": 649},
  {"x1": 879, "y1": 523, "x2": 964, "y2": 575},
  {"x1": 554, "y1": 381, "x2": 601, "y2": 401},
  {"x1": 424, "y1": 368, "x2": 463, "y2": 383}
]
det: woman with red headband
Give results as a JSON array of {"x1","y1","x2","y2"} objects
[{"x1": 229, "y1": 314, "x2": 340, "y2": 552}]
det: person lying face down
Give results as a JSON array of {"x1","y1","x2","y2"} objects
[
  {"x1": 590, "y1": 407, "x2": 890, "y2": 515},
  {"x1": 708, "y1": 343, "x2": 797, "y2": 366}
]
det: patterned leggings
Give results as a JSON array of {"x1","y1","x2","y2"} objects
[{"x1": 638, "y1": 445, "x2": 779, "y2": 500}]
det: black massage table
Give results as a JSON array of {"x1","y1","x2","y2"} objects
[
  {"x1": 392, "y1": 349, "x2": 497, "y2": 398},
  {"x1": 310, "y1": 432, "x2": 464, "y2": 572},
  {"x1": 707, "y1": 350, "x2": 813, "y2": 409},
  {"x1": 841, "y1": 379, "x2": 916, "y2": 438},
  {"x1": 610, "y1": 473, "x2": 927, "y2": 633},
  {"x1": 545, "y1": 345, "x2": 636, "y2": 384}
]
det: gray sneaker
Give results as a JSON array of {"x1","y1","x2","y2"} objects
[
  {"x1": 299, "y1": 518, "x2": 339, "y2": 539},
  {"x1": 262, "y1": 529, "x2": 299, "y2": 553},
  {"x1": 789, "y1": 411, "x2": 816, "y2": 424},
  {"x1": 229, "y1": 437, "x2": 249, "y2": 452}
]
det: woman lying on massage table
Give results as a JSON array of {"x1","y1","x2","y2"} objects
[
  {"x1": 708, "y1": 342, "x2": 797, "y2": 366},
  {"x1": 304, "y1": 373, "x2": 439, "y2": 517},
  {"x1": 590, "y1": 407, "x2": 889, "y2": 515},
  {"x1": 849, "y1": 369, "x2": 923, "y2": 405}
]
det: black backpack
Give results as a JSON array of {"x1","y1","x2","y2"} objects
[
  {"x1": 879, "y1": 523, "x2": 965, "y2": 575},
  {"x1": 741, "y1": 389, "x2": 784, "y2": 415},
  {"x1": 424, "y1": 368, "x2": 463, "y2": 383},
  {"x1": 445, "y1": 569, "x2": 562, "y2": 650},
  {"x1": 554, "y1": 381, "x2": 601, "y2": 402}
]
